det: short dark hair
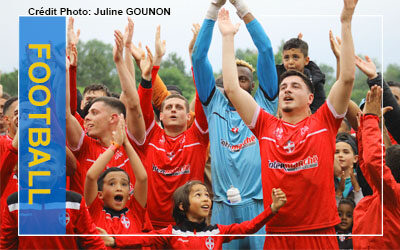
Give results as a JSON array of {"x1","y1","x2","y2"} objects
[
  {"x1": 3, "y1": 96, "x2": 18, "y2": 115},
  {"x1": 172, "y1": 180, "x2": 211, "y2": 225},
  {"x1": 279, "y1": 70, "x2": 314, "y2": 94},
  {"x1": 336, "y1": 132, "x2": 358, "y2": 155},
  {"x1": 161, "y1": 94, "x2": 189, "y2": 113},
  {"x1": 283, "y1": 38, "x2": 309, "y2": 57},
  {"x1": 167, "y1": 85, "x2": 183, "y2": 95},
  {"x1": 97, "y1": 167, "x2": 130, "y2": 191},
  {"x1": 387, "y1": 81, "x2": 400, "y2": 89},
  {"x1": 386, "y1": 145, "x2": 400, "y2": 183},
  {"x1": 83, "y1": 84, "x2": 110, "y2": 97},
  {"x1": 338, "y1": 197, "x2": 356, "y2": 209},
  {"x1": 89, "y1": 96, "x2": 126, "y2": 118}
]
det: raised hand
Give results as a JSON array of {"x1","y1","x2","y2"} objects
[
  {"x1": 364, "y1": 85, "x2": 391, "y2": 117},
  {"x1": 270, "y1": 188, "x2": 287, "y2": 213},
  {"x1": 123, "y1": 17, "x2": 134, "y2": 49},
  {"x1": 297, "y1": 32, "x2": 303, "y2": 40},
  {"x1": 67, "y1": 17, "x2": 80, "y2": 46},
  {"x1": 188, "y1": 23, "x2": 201, "y2": 57},
  {"x1": 218, "y1": 8, "x2": 240, "y2": 37},
  {"x1": 329, "y1": 30, "x2": 341, "y2": 59},
  {"x1": 341, "y1": 0, "x2": 358, "y2": 23},
  {"x1": 140, "y1": 46, "x2": 154, "y2": 80},
  {"x1": 112, "y1": 114, "x2": 126, "y2": 146},
  {"x1": 130, "y1": 42, "x2": 145, "y2": 65},
  {"x1": 113, "y1": 30, "x2": 124, "y2": 63},
  {"x1": 355, "y1": 55, "x2": 378, "y2": 79},
  {"x1": 154, "y1": 25, "x2": 166, "y2": 66}
]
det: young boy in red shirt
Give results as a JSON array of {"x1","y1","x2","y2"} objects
[
  {"x1": 99, "y1": 180, "x2": 287, "y2": 249},
  {"x1": 85, "y1": 114, "x2": 152, "y2": 238}
]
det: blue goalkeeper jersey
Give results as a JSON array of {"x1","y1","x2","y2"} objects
[{"x1": 192, "y1": 18, "x2": 278, "y2": 203}]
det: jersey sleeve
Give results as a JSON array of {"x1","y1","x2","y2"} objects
[
  {"x1": 320, "y1": 101, "x2": 344, "y2": 135},
  {"x1": 75, "y1": 196, "x2": 107, "y2": 249},
  {"x1": 219, "y1": 206, "x2": 275, "y2": 243},
  {"x1": 137, "y1": 79, "x2": 155, "y2": 132},
  {"x1": 115, "y1": 227, "x2": 170, "y2": 249},
  {"x1": 246, "y1": 19, "x2": 278, "y2": 100},
  {"x1": 192, "y1": 66, "x2": 208, "y2": 134},
  {"x1": 360, "y1": 114, "x2": 400, "y2": 206},
  {"x1": 0, "y1": 193, "x2": 18, "y2": 249},
  {"x1": 249, "y1": 105, "x2": 276, "y2": 139},
  {"x1": 69, "y1": 65, "x2": 78, "y2": 114},
  {"x1": 0, "y1": 143, "x2": 17, "y2": 197},
  {"x1": 152, "y1": 72, "x2": 170, "y2": 112},
  {"x1": 192, "y1": 19, "x2": 217, "y2": 105}
]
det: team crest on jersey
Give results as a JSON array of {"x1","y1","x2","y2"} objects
[
  {"x1": 167, "y1": 151, "x2": 176, "y2": 161},
  {"x1": 59, "y1": 212, "x2": 70, "y2": 226},
  {"x1": 114, "y1": 150, "x2": 123, "y2": 160},
  {"x1": 300, "y1": 126, "x2": 309, "y2": 136},
  {"x1": 121, "y1": 215, "x2": 130, "y2": 229},
  {"x1": 274, "y1": 127, "x2": 283, "y2": 141},
  {"x1": 205, "y1": 236, "x2": 214, "y2": 250},
  {"x1": 230, "y1": 127, "x2": 239, "y2": 133},
  {"x1": 283, "y1": 140, "x2": 295, "y2": 153},
  {"x1": 159, "y1": 135, "x2": 165, "y2": 144}
]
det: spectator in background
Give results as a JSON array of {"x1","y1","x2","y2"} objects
[{"x1": 335, "y1": 198, "x2": 355, "y2": 250}]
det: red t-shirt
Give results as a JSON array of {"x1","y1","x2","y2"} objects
[
  {"x1": 89, "y1": 195, "x2": 153, "y2": 236},
  {"x1": 69, "y1": 132, "x2": 136, "y2": 195},
  {"x1": 0, "y1": 191, "x2": 106, "y2": 249},
  {"x1": 250, "y1": 102, "x2": 342, "y2": 232},
  {"x1": 129, "y1": 71, "x2": 209, "y2": 229}
]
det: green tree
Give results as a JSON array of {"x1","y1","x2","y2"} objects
[
  {"x1": 161, "y1": 53, "x2": 186, "y2": 74},
  {"x1": 158, "y1": 67, "x2": 194, "y2": 101},
  {"x1": 76, "y1": 40, "x2": 120, "y2": 93},
  {"x1": 0, "y1": 69, "x2": 18, "y2": 96},
  {"x1": 384, "y1": 63, "x2": 400, "y2": 82}
]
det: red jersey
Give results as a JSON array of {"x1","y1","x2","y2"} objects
[
  {"x1": 89, "y1": 195, "x2": 153, "y2": 237},
  {"x1": 0, "y1": 191, "x2": 106, "y2": 249},
  {"x1": 250, "y1": 102, "x2": 342, "y2": 232},
  {"x1": 115, "y1": 206, "x2": 275, "y2": 249},
  {"x1": 129, "y1": 69, "x2": 209, "y2": 229},
  {"x1": 353, "y1": 115, "x2": 400, "y2": 249},
  {"x1": 69, "y1": 132, "x2": 136, "y2": 195},
  {"x1": 0, "y1": 136, "x2": 18, "y2": 226}
]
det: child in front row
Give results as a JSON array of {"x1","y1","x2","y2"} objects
[
  {"x1": 99, "y1": 180, "x2": 287, "y2": 249},
  {"x1": 84, "y1": 114, "x2": 153, "y2": 240}
]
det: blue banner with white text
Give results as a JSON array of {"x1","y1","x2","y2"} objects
[{"x1": 19, "y1": 16, "x2": 66, "y2": 234}]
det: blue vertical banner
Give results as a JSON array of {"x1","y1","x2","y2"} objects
[{"x1": 19, "y1": 17, "x2": 66, "y2": 234}]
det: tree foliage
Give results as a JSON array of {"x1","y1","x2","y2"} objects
[{"x1": 0, "y1": 69, "x2": 18, "y2": 96}]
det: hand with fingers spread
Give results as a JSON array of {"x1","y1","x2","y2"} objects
[
  {"x1": 270, "y1": 188, "x2": 287, "y2": 214},
  {"x1": 218, "y1": 8, "x2": 240, "y2": 37},
  {"x1": 341, "y1": 0, "x2": 358, "y2": 23},
  {"x1": 355, "y1": 55, "x2": 378, "y2": 80},
  {"x1": 329, "y1": 30, "x2": 341, "y2": 59},
  {"x1": 123, "y1": 17, "x2": 134, "y2": 49},
  {"x1": 140, "y1": 46, "x2": 154, "y2": 81},
  {"x1": 364, "y1": 85, "x2": 393, "y2": 117},
  {"x1": 188, "y1": 23, "x2": 201, "y2": 59},
  {"x1": 130, "y1": 42, "x2": 145, "y2": 66},
  {"x1": 154, "y1": 25, "x2": 166, "y2": 66},
  {"x1": 67, "y1": 17, "x2": 80, "y2": 46},
  {"x1": 113, "y1": 30, "x2": 124, "y2": 63}
]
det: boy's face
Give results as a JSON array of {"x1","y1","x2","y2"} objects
[
  {"x1": 335, "y1": 142, "x2": 358, "y2": 170},
  {"x1": 98, "y1": 171, "x2": 130, "y2": 211},
  {"x1": 185, "y1": 184, "x2": 212, "y2": 223},
  {"x1": 338, "y1": 203, "x2": 353, "y2": 231},
  {"x1": 389, "y1": 86, "x2": 400, "y2": 105},
  {"x1": 282, "y1": 48, "x2": 310, "y2": 73}
]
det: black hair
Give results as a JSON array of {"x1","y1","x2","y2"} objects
[
  {"x1": 172, "y1": 180, "x2": 211, "y2": 225},
  {"x1": 283, "y1": 38, "x2": 309, "y2": 57},
  {"x1": 97, "y1": 167, "x2": 130, "y2": 191},
  {"x1": 386, "y1": 145, "x2": 400, "y2": 183},
  {"x1": 167, "y1": 85, "x2": 183, "y2": 95},
  {"x1": 279, "y1": 70, "x2": 314, "y2": 94},
  {"x1": 88, "y1": 96, "x2": 126, "y2": 118},
  {"x1": 83, "y1": 84, "x2": 111, "y2": 97},
  {"x1": 161, "y1": 94, "x2": 189, "y2": 113},
  {"x1": 3, "y1": 96, "x2": 18, "y2": 115},
  {"x1": 387, "y1": 81, "x2": 400, "y2": 89},
  {"x1": 336, "y1": 132, "x2": 358, "y2": 155},
  {"x1": 341, "y1": 118, "x2": 352, "y2": 132},
  {"x1": 110, "y1": 92, "x2": 120, "y2": 99}
]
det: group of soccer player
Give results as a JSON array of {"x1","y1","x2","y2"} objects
[{"x1": 1, "y1": 0, "x2": 400, "y2": 249}]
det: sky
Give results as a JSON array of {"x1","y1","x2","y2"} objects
[{"x1": 0, "y1": 0, "x2": 399, "y2": 75}]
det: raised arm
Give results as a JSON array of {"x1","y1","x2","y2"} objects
[
  {"x1": 361, "y1": 86, "x2": 398, "y2": 202},
  {"x1": 84, "y1": 115, "x2": 126, "y2": 207},
  {"x1": 327, "y1": 0, "x2": 357, "y2": 115},
  {"x1": 113, "y1": 29, "x2": 146, "y2": 144},
  {"x1": 356, "y1": 55, "x2": 400, "y2": 143},
  {"x1": 329, "y1": 30, "x2": 341, "y2": 81},
  {"x1": 219, "y1": 9, "x2": 258, "y2": 125}
]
